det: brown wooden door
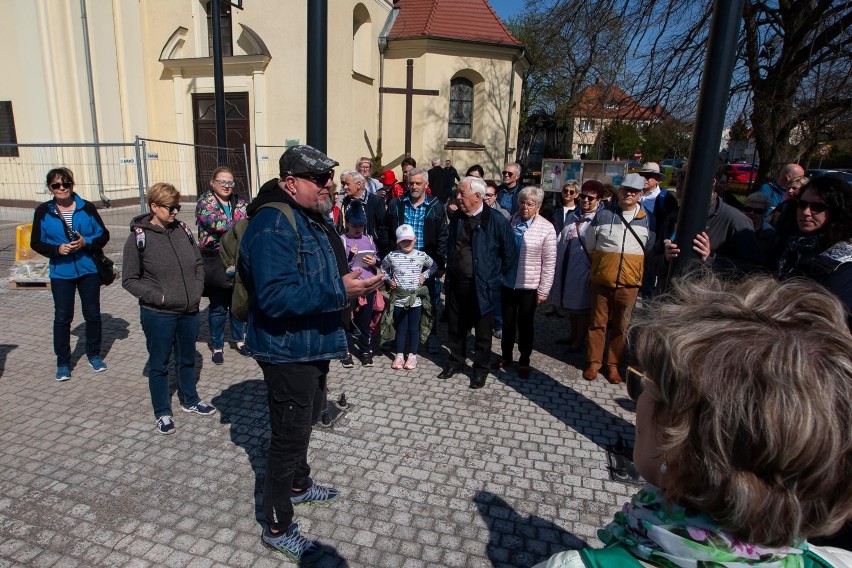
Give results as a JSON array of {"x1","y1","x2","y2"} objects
[{"x1": 192, "y1": 92, "x2": 251, "y2": 199}]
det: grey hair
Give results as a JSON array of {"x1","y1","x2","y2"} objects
[
  {"x1": 630, "y1": 271, "x2": 852, "y2": 547},
  {"x1": 744, "y1": 192, "x2": 770, "y2": 208},
  {"x1": 408, "y1": 167, "x2": 429, "y2": 184},
  {"x1": 341, "y1": 169, "x2": 365, "y2": 185},
  {"x1": 461, "y1": 176, "x2": 487, "y2": 198},
  {"x1": 562, "y1": 180, "x2": 580, "y2": 191},
  {"x1": 503, "y1": 162, "x2": 521, "y2": 174},
  {"x1": 431, "y1": 157, "x2": 441, "y2": 166},
  {"x1": 518, "y1": 185, "x2": 544, "y2": 207}
]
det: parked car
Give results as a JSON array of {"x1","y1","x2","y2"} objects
[
  {"x1": 723, "y1": 163, "x2": 757, "y2": 183},
  {"x1": 661, "y1": 158, "x2": 686, "y2": 169},
  {"x1": 806, "y1": 169, "x2": 852, "y2": 184}
]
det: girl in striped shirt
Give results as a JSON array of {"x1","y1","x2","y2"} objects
[{"x1": 381, "y1": 224, "x2": 436, "y2": 370}]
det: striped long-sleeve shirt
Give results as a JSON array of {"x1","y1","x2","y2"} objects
[{"x1": 381, "y1": 249, "x2": 436, "y2": 307}]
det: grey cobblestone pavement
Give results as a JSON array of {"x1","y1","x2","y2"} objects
[{"x1": 0, "y1": 207, "x2": 640, "y2": 568}]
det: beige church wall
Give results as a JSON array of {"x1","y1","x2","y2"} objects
[{"x1": 381, "y1": 39, "x2": 524, "y2": 180}]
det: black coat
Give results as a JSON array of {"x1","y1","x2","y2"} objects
[{"x1": 428, "y1": 166, "x2": 448, "y2": 202}]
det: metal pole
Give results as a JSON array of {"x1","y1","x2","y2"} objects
[
  {"x1": 667, "y1": 0, "x2": 744, "y2": 282},
  {"x1": 134, "y1": 137, "x2": 147, "y2": 213},
  {"x1": 80, "y1": 0, "x2": 110, "y2": 208},
  {"x1": 211, "y1": 0, "x2": 228, "y2": 165},
  {"x1": 242, "y1": 143, "x2": 252, "y2": 201},
  {"x1": 254, "y1": 145, "x2": 262, "y2": 198},
  {"x1": 307, "y1": 0, "x2": 328, "y2": 152}
]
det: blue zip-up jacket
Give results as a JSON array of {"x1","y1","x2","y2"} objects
[
  {"x1": 30, "y1": 194, "x2": 110, "y2": 280},
  {"x1": 239, "y1": 189, "x2": 349, "y2": 363},
  {"x1": 445, "y1": 205, "x2": 518, "y2": 316}
]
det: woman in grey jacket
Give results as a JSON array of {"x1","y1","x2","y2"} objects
[{"x1": 122, "y1": 182, "x2": 216, "y2": 435}]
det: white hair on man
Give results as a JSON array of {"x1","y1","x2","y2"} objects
[
  {"x1": 462, "y1": 176, "x2": 487, "y2": 198},
  {"x1": 408, "y1": 167, "x2": 429, "y2": 184},
  {"x1": 341, "y1": 169, "x2": 365, "y2": 185},
  {"x1": 431, "y1": 157, "x2": 441, "y2": 167}
]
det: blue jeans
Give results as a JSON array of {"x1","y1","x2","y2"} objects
[
  {"x1": 51, "y1": 273, "x2": 102, "y2": 367},
  {"x1": 393, "y1": 305, "x2": 422, "y2": 356},
  {"x1": 207, "y1": 286, "x2": 244, "y2": 349},
  {"x1": 140, "y1": 308, "x2": 201, "y2": 418}
]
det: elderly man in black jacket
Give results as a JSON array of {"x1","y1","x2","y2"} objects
[
  {"x1": 341, "y1": 169, "x2": 389, "y2": 254},
  {"x1": 439, "y1": 176, "x2": 517, "y2": 389}
]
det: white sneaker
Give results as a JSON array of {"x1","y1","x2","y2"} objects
[
  {"x1": 404, "y1": 354, "x2": 417, "y2": 370},
  {"x1": 391, "y1": 354, "x2": 404, "y2": 369}
]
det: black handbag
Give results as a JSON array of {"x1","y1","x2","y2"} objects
[
  {"x1": 201, "y1": 246, "x2": 232, "y2": 296},
  {"x1": 92, "y1": 249, "x2": 117, "y2": 286}
]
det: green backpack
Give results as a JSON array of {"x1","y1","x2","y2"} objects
[{"x1": 219, "y1": 202, "x2": 297, "y2": 322}]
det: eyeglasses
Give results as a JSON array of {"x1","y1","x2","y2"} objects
[
  {"x1": 159, "y1": 203, "x2": 181, "y2": 215},
  {"x1": 294, "y1": 170, "x2": 335, "y2": 187},
  {"x1": 742, "y1": 206, "x2": 767, "y2": 215},
  {"x1": 797, "y1": 199, "x2": 828, "y2": 214},
  {"x1": 50, "y1": 182, "x2": 72, "y2": 190},
  {"x1": 578, "y1": 194, "x2": 598, "y2": 201},
  {"x1": 620, "y1": 187, "x2": 642, "y2": 194},
  {"x1": 562, "y1": 190, "x2": 576, "y2": 195},
  {"x1": 501, "y1": 171, "x2": 516, "y2": 177},
  {"x1": 215, "y1": 179, "x2": 236, "y2": 187},
  {"x1": 484, "y1": 193, "x2": 496, "y2": 198}
]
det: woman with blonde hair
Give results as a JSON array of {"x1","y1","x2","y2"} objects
[
  {"x1": 123, "y1": 183, "x2": 215, "y2": 435},
  {"x1": 536, "y1": 273, "x2": 852, "y2": 567}
]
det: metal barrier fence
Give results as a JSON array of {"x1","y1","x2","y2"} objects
[
  {"x1": 0, "y1": 140, "x2": 250, "y2": 213},
  {"x1": 254, "y1": 145, "x2": 288, "y2": 189}
]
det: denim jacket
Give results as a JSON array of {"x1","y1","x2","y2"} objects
[{"x1": 239, "y1": 194, "x2": 349, "y2": 363}]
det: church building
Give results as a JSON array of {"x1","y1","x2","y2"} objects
[{"x1": 0, "y1": 0, "x2": 527, "y2": 207}]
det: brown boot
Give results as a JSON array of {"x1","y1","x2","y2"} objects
[
  {"x1": 583, "y1": 364, "x2": 600, "y2": 381},
  {"x1": 605, "y1": 365, "x2": 623, "y2": 385}
]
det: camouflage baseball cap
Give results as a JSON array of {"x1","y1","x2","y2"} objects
[{"x1": 279, "y1": 145, "x2": 339, "y2": 177}]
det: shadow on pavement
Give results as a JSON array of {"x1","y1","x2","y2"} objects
[
  {"x1": 474, "y1": 490, "x2": 587, "y2": 567},
  {"x1": 213, "y1": 379, "x2": 270, "y2": 525},
  {"x1": 491, "y1": 367, "x2": 635, "y2": 451},
  {"x1": 70, "y1": 312, "x2": 129, "y2": 361},
  {"x1": 0, "y1": 344, "x2": 17, "y2": 378}
]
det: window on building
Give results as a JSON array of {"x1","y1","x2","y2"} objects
[
  {"x1": 206, "y1": 1, "x2": 233, "y2": 57},
  {"x1": 577, "y1": 143, "x2": 593, "y2": 156},
  {"x1": 448, "y1": 77, "x2": 474, "y2": 139},
  {"x1": 579, "y1": 119, "x2": 595, "y2": 132},
  {"x1": 0, "y1": 101, "x2": 18, "y2": 157},
  {"x1": 352, "y1": 4, "x2": 372, "y2": 77}
]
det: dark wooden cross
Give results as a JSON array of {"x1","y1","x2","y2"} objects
[{"x1": 379, "y1": 59, "x2": 440, "y2": 156}]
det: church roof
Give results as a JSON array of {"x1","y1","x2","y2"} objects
[{"x1": 389, "y1": 0, "x2": 523, "y2": 47}]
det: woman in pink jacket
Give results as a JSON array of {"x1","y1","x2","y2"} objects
[{"x1": 494, "y1": 186, "x2": 557, "y2": 378}]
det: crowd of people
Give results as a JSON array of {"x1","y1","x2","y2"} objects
[{"x1": 28, "y1": 149, "x2": 852, "y2": 564}]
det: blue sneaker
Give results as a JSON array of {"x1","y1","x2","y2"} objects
[
  {"x1": 156, "y1": 415, "x2": 176, "y2": 435},
  {"x1": 55, "y1": 365, "x2": 71, "y2": 382},
  {"x1": 88, "y1": 356, "x2": 107, "y2": 373},
  {"x1": 291, "y1": 483, "x2": 340, "y2": 507},
  {"x1": 181, "y1": 401, "x2": 217, "y2": 416},
  {"x1": 261, "y1": 523, "x2": 323, "y2": 563}
]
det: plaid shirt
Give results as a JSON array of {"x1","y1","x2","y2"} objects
[{"x1": 403, "y1": 197, "x2": 428, "y2": 250}]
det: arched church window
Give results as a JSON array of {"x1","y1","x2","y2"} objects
[
  {"x1": 448, "y1": 77, "x2": 473, "y2": 139},
  {"x1": 206, "y1": 1, "x2": 233, "y2": 57},
  {"x1": 352, "y1": 4, "x2": 372, "y2": 76}
]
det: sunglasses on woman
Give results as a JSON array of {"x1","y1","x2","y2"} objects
[
  {"x1": 50, "y1": 182, "x2": 73, "y2": 190},
  {"x1": 797, "y1": 199, "x2": 828, "y2": 214},
  {"x1": 578, "y1": 193, "x2": 598, "y2": 201},
  {"x1": 160, "y1": 203, "x2": 181, "y2": 215},
  {"x1": 215, "y1": 179, "x2": 236, "y2": 188}
]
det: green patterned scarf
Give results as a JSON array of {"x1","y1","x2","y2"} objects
[{"x1": 599, "y1": 485, "x2": 809, "y2": 567}]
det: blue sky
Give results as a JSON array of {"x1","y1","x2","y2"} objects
[{"x1": 489, "y1": 0, "x2": 524, "y2": 22}]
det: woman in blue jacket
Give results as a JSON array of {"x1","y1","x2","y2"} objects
[{"x1": 30, "y1": 167, "x2": 110, "y2": 382}]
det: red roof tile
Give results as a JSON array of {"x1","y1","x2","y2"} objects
[
  {"x1": 389, "y1": 0, "x2": 522, "y2": 47},
  {"x1": 576, "y1": 81, "x2": 671, "y2": 122}
]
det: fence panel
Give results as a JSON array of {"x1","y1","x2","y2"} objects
[
  {"x1": 255, "y1": 145, "x2": 288, "y2": 190},
  {"x1": 139, "y1": 138, "x2": 251, "y2": 202},
  {"x1": 0, "y1": 143, "x2": 140, "y2": 206}
]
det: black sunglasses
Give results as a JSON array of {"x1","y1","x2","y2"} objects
[
  {"x1": 294, "y1": 170, "x2": 335, "y2": 187},
  {"x1": 578, "y1": 193, "x2": 598, "y2": 201},
  {"x1": 797, "y1": 199, "x2": 828, "y2": 214},
  {"x1": 742, "y1": 206, "x2": 767, "y2": 215},
  {"x1": 160, "y1": 203, "x2": 181, "y2": 215},
  {"x1": 50, "y1": 182, "x2": 73, "y2": 190},
  {"x1": 562, "y1": 189, "x2": 576, "y2": 195},
  {"x1": 501, "y1": 171, "x2": 515, "y2": 177}
]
